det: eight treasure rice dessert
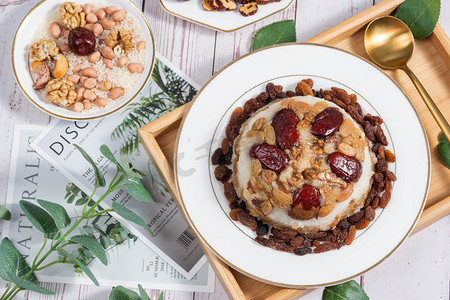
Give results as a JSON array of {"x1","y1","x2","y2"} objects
[
  {"x1": 29, "y1": 2, "x2": 147, "y2": 113},
  {"x1": 212, "y1": 79, "x2": 397, "y2": 255}
]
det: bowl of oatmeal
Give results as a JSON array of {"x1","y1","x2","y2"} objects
[{"x1": 12, "y1": 0, "x2": 155, "y2": 120}]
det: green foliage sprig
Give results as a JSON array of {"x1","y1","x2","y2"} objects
[
  {"x1": 396, "y1": 0, "x2": 441, "y2": 39},
  {"x1": 0, "y1": 144, "x2": 153, "y2": 299}
]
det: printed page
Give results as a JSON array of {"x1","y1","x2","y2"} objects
[
  {"x1": 31, "y1": 54, "x2": 206, "y2": 279},
  {"x1": 3, "y1": 125, "x2": 214, "y2": 292}
]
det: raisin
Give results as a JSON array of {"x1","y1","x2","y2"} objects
[
  {"x1": 372, "y1": 143, "x2": 381, "y2": 154},
  {"x1": 385, "y1": 149, "x2": 396, "y2": 163},
  {"x1": 225, "y1": 125, "x2": 240, "y2": 142},
  {"x1": 256, "y1": 223, "x2": 269, "y2": 236},
  {"x1": 307, "y1": 231, "x2": 327, "y2": 240},
  {"x1": 347, "y1": 210, "x2": 364, "y2": 223},
  {"x1": 303, "y1": 78, "x2": 314, "y2": 87},
  {"x1": 221, "y1": 139, "x2": 230, "y2": 155},
  {"x1": 373, "y1": 172, "x2": 385, "y2": 182},
  {"x1": 364, "y1": 114, "x2": 383, "y2": 126},
  {"x1": 349, "y1": 94, "x2": 357, "y2": 103},
  {"x1": 296, "y1": 80, "x2": 314, "y2": 96},
  {"x1": 384, "y1": 170, "x2": 397, "y2": 181},
  {"x1": 379, "y1": 191, "x2": 391, "y2": 208},
  {"x1": 364, "y1": 187, "x2": 377, "y2": 209},
  {"x1": 370, "y1": 196, "x2": 380, "y2": 209},
  {"x1": 214, "y1": 165, "x2": 232, "y2": 182},
  {"x1": 364, "y1": 206, "x2": 375, "y2": 221},
  {"x1": 294, "y1": 247, "x2": 312, "y2": 256},
  {"x1": 315, "y1": 88, "x2": 325, "y2": 99},
  {"x1": 250, "y1": 143, "x2": 289, "y2": 173},
  {"x1": 310, "y1": 107, "x2": 343, "y2": 139},
  {"x1": 303, "y1": 238, "x2": 313, "y2": 247},
  {"x1": 271, "y1": 227, "x2": 280, "y2": 235},
  {"x1": 345, "y1": 225, "x2": 356, "y2": 245},
  {"x1": 266, "y1": 83, "x2": 277, "y2": 100},
  {"x1": 286, "y1": 90, "x2": 296, "y2": 97},
  {"x1": 313, "y1": 241, "x2": 336, "y2": 253},
  {"x1": 374, "y1": 179, "x2": 385, "y2": 193},
  {"x1": 384, "y1": 179, "x2": 392, "y2": 192},
  {"x1": 362, "y1": 121, "x2": 376, "y2": 142},
  {"x1": 355, "y1": 218, "x2": 370, "y2": 230},
  {"x1": 338, "y1": 230, "x2": 347, "y2": 243},
  {"x1": 348, "y1": 104, "x2": 364, "y2": 124},
  {"x1": 255, "y1": 236, "x2": 295, "y2": 253},
  {"x1": 211, "y1": 148, "x2": 225, "y2": 165},
  {"x1": 328, "y1": 152, "x2": 362, "y2": 183},
  {"x1": 312, "y1": 240, "x2": 320, "y2": 247},
  {"x1": 239, "y1": 200, "x2": 247, "y2": 210},
  {"x1": 274, "y1": 228, "x2": 297, "y2": 240},
  {"x1": 332, "y1": 87, "x2": 351, "y2": 105},
  {"x1": 229, "y1": 208, "x2": 244, "y2": 221},
  {"x1": 376, "y1": 158, "x2": 388, "y2": 172},
  {"x1": 274, "y1": 85, "x2": 283, "y2": 93},
  {"x1": 331, "y1": 97, "x2": 347, "y2": 110},
  {"x1": 223, "y1": 182, "x2": 238, "y2": 202},
  {"x1": 272, "y1": 108, "x2": 300, "y2": 149},
  {"x1": 255, "y1": 92, "x2": 269, "y2": 102},
  {"x1": 292, "y1": 184, "x2": 320, "y2": 210},
  {"x1": 243, "y1": 98, "x2": 258, "y2": 115},
  {"x1": 337, "y1": 219, "x2": 350, "y2": 230},
  {"x1": 229, "y1": 201, "x2": 239, "y2": 210},
  {"x1": 378, "y1": 145, "x2": 386, "y2": 159},
  {"x1": 331, "y1": 227, "x2": 341, "y2": 236},
  {"x1": 277, "y1": 92, "x2": 287, "y2": 99},
  {"x1": 289, "y1": 236, "x2": 305, "y2": 248},
  {"x1": 252, "y1": 199, "x2": 263, "y2": 208},
  {"x1": 375, "y1": 125, "x2": 388, "y2": 145},
  {"x1": 237, "y1": 211, "x2": 258, "y2": 231},
  {"x1": 224, "y1": 146, "x2": 233, "y2": 165}
]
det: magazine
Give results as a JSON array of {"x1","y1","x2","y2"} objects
[
  {"x1": 2, "y1": 125, "x2": 214, "y2": 292},
  {"x1": 31, "y1": 54, "x2": 205, "y2": 279}
]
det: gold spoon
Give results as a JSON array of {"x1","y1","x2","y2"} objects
[{"x1": 364, "y1": 15, "x2": 450, "y2": 142}]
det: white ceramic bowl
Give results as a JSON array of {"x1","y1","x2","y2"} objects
[{"x1": 12, "y1": 0, "x2": 155, "y2": 120}]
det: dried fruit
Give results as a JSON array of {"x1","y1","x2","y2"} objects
[
  {"x1": 293, "y1": 247, "x2": 312, "y2": 256},
  {"x1": 375, "y1": 125, "x2": 388, "y2": 145},
  {"x1": 379, "y1": 191, "x2": 391, "y2": 208},
  {"x1": 295, "y1": 80, "x2": 314, "y2": 96},
  {"x1": 224, "y1": 182, "x2": 238, "y2": 202},
  {"x1": 328, "y1": 152, "x2": 362, "y2": 183},
  {"x1": 68, "y1": 27, "x2": 96, "y2": 55},
  {"x1": 313, "y1": 241, "x2": 336, "y2": 253},
  {"x1": 214, "y1": 165, "x2": 232, "y2": 183},
  {"x1": 229, "y1": 208, "x2": 244, "y2": 221},
  {"x1": 345, "y1": 225, "x2": 356, "y2": 245},
  {"x1": 271, "y1": 108, "x2": 299, "y2": 149},
  {"x1": 211, "y1": 148, "x2": 225, "y2": 165},
  {"x1": 237, "y1": 211, "x2": 258, "y2": 231},
  {"x1": 385, "y1": 149, "x2": 396, "y2": 162},
  {"x1": 239, "y1": 2, "x2": 258, "y2": 16},
  {"x1": 364, "y1": 206, "x2": 375, "y2": 221},
  {"x1": 274, "y1": 228, "x2": 297, "y2": 240},
  {"x1": 355, "y1": 218, "x2": 370, "y2": 230},
  {"x1": 292, "y1": 184, "x2": 320, "y2": 210},
  {"x1": 289, "y1": 236, "x2": 305, "y2": 248},
  {"x1": 310, "y1": 107, "x2": 343, "y2": 139},
  {"x1": 250, "y1": 143, "x2": 289, "y2": 173},
  {"x1": 347, "y1": 210, "x2": 364, "y2": 223},
  {"x1": 289, "y1": 204, "x2": 318, "y2": 220},
  {"x1": 384, "y1": 170, "x2": 397, "y2": 181},
  {"x1": 256, "y1": 223, "x2": 269, "y2": 236}
]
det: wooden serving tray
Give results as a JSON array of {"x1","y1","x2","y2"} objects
[{"x1": 139, "y1": 0, "x2": 450, "y2": 298}]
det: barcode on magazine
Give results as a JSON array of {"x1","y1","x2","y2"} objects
[{"x1": 176, "y1": 229, "x2": 195, "y2": 249}]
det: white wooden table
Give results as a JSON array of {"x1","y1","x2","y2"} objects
[{"x1": 0, "y1": 0, "x2": 449, "y2": 299}]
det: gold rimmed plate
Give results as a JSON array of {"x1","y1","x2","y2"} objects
[
  {"x1": 174, "y1": 43, "x2": 430, "y2": 287},
  {"x1": 158, "y1": 0, "x2": 294, "y2": 32},
  {"x1": 12, "y1": 0, "x2": 155, "y2": 120}
]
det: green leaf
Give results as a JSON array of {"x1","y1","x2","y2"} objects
[
  {"x1": 396, "y1": 0, "x2": 441, "y2": 39},
  {"x1": 252, "y1": 20, "x2": 296, "y2": 51},
  {"x1": 70, "y1": 235, "x2": 108, "y2": 265},
  {"x1": 138, "y1": 284, "x2": 150, "y2": 300},
  {"x1": 0, "y1": 205, "x2": 11, "y2": 221},
  {"x1": 121, "y1": 157, "x2": 143, "y2": 179},
  {"x1": 158, "y1": 291, "x2": 164, "y2": 300},
  {"x1": 112, "y1": 202, "x2": 153, "y2": 236},
  {"x1": 109, "y1": 286, "x2": 141, "y2": 300},
  {"x1": 73, "y1": 257, "x2": 99, "y2": 286},
  {"x1": 125, "y1": 176, "x2": 154, "y2": 203},
  {"x1": 438, "y1": 134, "x2": 450, "y2": 168},
  {"x1": 19, "y1": 200, "x2": 60, "y2": 239},
  {"x1": 37, "y1": 199, "x2": 71, "y2": 229},
  {"x1": 100, "y1": 235, "x2": 112, "y2": 249},
  {"x1": 322, "y1": 280, "x2": 369, "y2": 300},
  {"x1": 67, "y1": 194, "x2": 76, "y2": 204},
  {"x1": 74, "y1": 144, "x2": 106, "y2": 187},
  {"x1": 0, "y1": 238, "x2": 36, "y2": 282},
  {"x1": 7, "y1": 272, "x2": 54, "y2": 295},
  {"x1": 100, "y1": 144, "x2": 122, "y2": 169}
]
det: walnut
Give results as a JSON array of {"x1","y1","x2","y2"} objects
[
  {"x1": 29, "y1": 39, "x2": 59, "y2": 61},
  {"x1": 105, "y1": 29, "x2": 135, "y2": 55},
  {"x1": 45, "y1": 78, "x2": 77, "y2": 107},
  {"x1": 60, "y1": 2, "x2": 86, "y2": 29}
]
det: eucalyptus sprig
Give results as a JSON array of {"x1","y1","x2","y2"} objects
[{"x1": 0, "y1": 144, "x2": 153, "y2": 299}]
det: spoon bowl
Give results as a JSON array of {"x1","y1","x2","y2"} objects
[{"x1": 364, "y1": 16, "x2": 450, "y2": 142}]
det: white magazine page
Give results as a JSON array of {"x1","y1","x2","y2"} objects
[
  {"x1": 31, "y1": 54, "x2": 206, "y2": 279},
  {"x1": 2, "y1": 125, "x2": 214, "y2": 292}
]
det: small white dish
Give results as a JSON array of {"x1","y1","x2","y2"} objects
[
  {"x1": 12, "y1": 0, "x2": 155, "y2": 120},
  {"x1": 174, "y1": 43, "x2": 430, "y2": 287},
  {"x1": 158, "y1": 0, "x2": 294, "y2": 32}
]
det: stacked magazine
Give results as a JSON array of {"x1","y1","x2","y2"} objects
[{"x1": 2, "y1": 55, "x2": 214, "y2": 292}]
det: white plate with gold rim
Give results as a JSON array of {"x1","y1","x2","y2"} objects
[
  {"x1": 158, "y1": 0, "x2": 294, "y2": 32},
  {"x1": 174, "y1": 43, "x2": 430, "y2": 287},
  {"x1": 12, "y1": 0, "x2": 155, "y2": 120}
]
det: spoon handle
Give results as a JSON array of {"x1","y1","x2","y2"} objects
[{"x1": 403, "y1": 66, "x2": 450, "y2": 142}]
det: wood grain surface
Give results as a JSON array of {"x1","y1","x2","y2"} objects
[{"x1": 0, "y1": 0, "x2": 448, "y2": 299}]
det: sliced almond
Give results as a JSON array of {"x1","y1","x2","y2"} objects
[
  {"x1": 272, "y1": 188, "x2": 293, "y2": 209},
  {"x1": 261, "y1": 200, "x2": 273, "y2": 216},
  {"x1": 264, "y1": 124, "x2": 275, "y2": 145},
  {"x1": 318, "y1": 204, "x2": 335, "y2": 217},
  {"x1": 251, "y1": 159, "x2": 262, "y2": 177}
]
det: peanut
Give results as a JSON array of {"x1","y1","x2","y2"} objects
[
  {"x1": 112, "y1": 9, "x2": 126, "y2": 21},
  {"x1": 116, "y1": 56, "x2": 129, "y2": 67},
  {"x1": 98, "y1": 80, "x2": 112, "y2": 91},
  {"x1": 115, "y1": 21, "x2": 121, "y2": 27},
  {"x1": 92, "y1": 23, "x2": 103, "y2": 37},
  {"x1": 72, "y1": 102, "x2": 84, "y2": 112},
  {"x1": 136, "y1": 41, "x2": 146, "y2": 52},
  {"x1": 72, "y1": 63, "x2": 82, "y2": 73},
  {"x1": 101, "y1": 46, "x2": 114, "y2": 59},
  {"x1": 83, "y1": 78, "x2": 97, "y2": 89},
  {"x1": 103, "y1": 58, "x2": 114, "y2": 69},
  {"x1": 88, "y1": 51, "x2": 101, "y2": 63},
  {"x1": 60, "y1": 43, "x2": 70, "y2": 52},
  {"x1": 127, "y1": 63, "x2": 144, "y2": 74},
  {"x1": 63, "y1": 30, "x2": 70, "y2": 39},
  {"x1": 82, "y1": 100, "x2": 92, "y2": 110},
  {"x1": 80, "y1": 76, "x2": 88, "y2": 85},
  {"x1": 100, "y1": 19, "x2": 115, "y2": 30},
  {"x1": 85, "y1": 23, "x2": 94, "y2": 31},
  {"x1": 81, "y1": 67, "x2": 97, "y2": 78},
  {"x1": 76, "y1": 87, "x2": 85, "y2": 101},
  {"x1": 83, "y1": 89, "x2": 97, "y2": 101},
  {"x1": 49, "y1": 22, "x2": 61, "y2": 38},
  {"x1": 83, "y1": 3, "x2": 93, "y2": 14},
  {"x1": 67, "y1": 74, "x2": 80, "y2": 84},
  {"x1": 105, "y1": 6, "x2": 117, "y2": 15},
  {"x1": 109, "y1": 87, "x2": 124, "y2": 99},
  {"x1": 94, "y1": 97, "x2": 107, "y2": 107},
  {"x1": 86, "y1": 13, "x2": 98, "y2": 24},
  {"x1": 95, "y1": 8, "x2": 106, "y2": 20}
]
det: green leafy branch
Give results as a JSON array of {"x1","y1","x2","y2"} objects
[
  {"x1": 0, "y1": 144, "x2": 154, "y2": 299},
  {"x1": 109, "y1": 285, "x2": 163, "y2": 300}
]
